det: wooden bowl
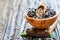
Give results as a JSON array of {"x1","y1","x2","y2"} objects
[{"x1": 26, "y1": 11, "x2": 58, "y2": 29}]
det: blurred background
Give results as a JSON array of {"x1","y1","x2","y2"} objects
[{"x1": 0, "y1": 0, "x2": 60, "y2": 40}]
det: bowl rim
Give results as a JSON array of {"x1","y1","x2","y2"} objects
[{"x1": 26, "y1": 10, "x2": 58, "y2": 20}]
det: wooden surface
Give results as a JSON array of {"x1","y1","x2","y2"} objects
[{"x1": 0, "y1": 0, "x2": 60, "y2": 40}]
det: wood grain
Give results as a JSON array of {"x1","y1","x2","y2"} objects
[{"x1": 0, "y1": 0, "x2": 60, "y2": 40}]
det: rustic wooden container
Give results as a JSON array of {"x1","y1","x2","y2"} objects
[{"x1": 26, "y1": 11, "x2": 58, "y2": 29}]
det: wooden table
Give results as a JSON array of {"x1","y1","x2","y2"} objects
[{"x1": 0, "y1": 0, "x2": 60, "y2": 40}]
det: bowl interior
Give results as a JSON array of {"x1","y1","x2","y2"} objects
[{"x1": 26, "y1": 11, "x2": 58, "y2": 20}]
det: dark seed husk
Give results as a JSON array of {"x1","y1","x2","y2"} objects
[{"x1": 27, "y1": 8, "x2": 55, "y2": 19}]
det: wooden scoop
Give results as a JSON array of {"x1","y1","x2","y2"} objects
[{"x1": 36, "y1": 3, "x2": 46, "y2": 18}]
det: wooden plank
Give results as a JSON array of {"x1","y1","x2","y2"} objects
[{"x1": 0, "y1": 0, "x2": 60, "y2": 40}]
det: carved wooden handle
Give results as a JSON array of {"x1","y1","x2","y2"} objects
[{"x1": 36, "y1": 3, "x2": 46, "y2": 18}]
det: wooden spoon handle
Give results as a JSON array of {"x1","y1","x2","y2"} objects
[{"x1": 36, "y1": 3, "x2": 46, "y2": 18}]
